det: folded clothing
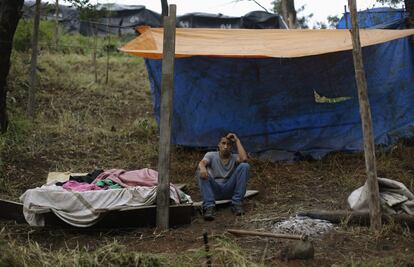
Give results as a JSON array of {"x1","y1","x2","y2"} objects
[
  {"x1": 93, "y1": 168, "x2": 158, "y2": 188},
  {"x1": 96, "y1": 179, "x2": 123, "y2": 189},
  {"x1": 69, "y1": 169, "x2": 104, "y2": 184},
  {"x1": 63, "y1": 180, "x2": 103, "y2": 192}
]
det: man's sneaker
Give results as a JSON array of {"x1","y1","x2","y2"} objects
[
  {"x1": 231, "y1": 204, "x2": 245, "y2": 216},
  {"x1": 203, "y1": 206, "x2": 215, "y2": 221}
]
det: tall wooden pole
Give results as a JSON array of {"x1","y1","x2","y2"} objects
[
  {"x1": 54, "y1": 0, "x2": 59, "y2": 48},
  {"x1": 348, "y1": 0, "x2": 381, "y2": 231},
  {"x1": 105, "y1": 8, "x2": 110, "y2": 85},
  {"x1": 92, "y1": 4, "x2": 98, "y2": 83},
  {"x1": 156, "y1": 4, "x2": 176, "y2": 230},
  {"x1": 93, "y1": 27, "x2": 98, "y2": 83},
  {"x1": 28, "y1": 0, "x2": 41, "y2": 119},
  {"x1": 344, "y1": 5, "x2": 348, "y2": 29}
]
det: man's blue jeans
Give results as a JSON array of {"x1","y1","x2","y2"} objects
[{"x1": 197, "y1": 163, "x2": 250, "y2": 209}]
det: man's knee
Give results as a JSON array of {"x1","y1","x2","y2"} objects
[
  {"x1": 196, "y1": 169, "x2": 206, "y2": 180},
  {"x1": 238, "y1": 162, "x2": 250, "y2": 170}
]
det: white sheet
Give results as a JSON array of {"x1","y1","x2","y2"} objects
[{"x1": 20, "y1": 184, "x2": 190, "y2": 227}]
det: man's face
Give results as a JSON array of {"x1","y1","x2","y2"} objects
[{"x1": 218, "y1": 137, "x2": 233, "y2": 157}]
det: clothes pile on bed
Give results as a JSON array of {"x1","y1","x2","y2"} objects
[{"x1": 20, "y1": 168, "x2": 192, "y2": 227}]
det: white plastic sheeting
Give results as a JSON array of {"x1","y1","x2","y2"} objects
[{"x1": 348, "y1": 177, "x2": 414, "y2": 215}]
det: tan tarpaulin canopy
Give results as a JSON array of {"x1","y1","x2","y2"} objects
[{"x1": 120, "y1": 27, "x2": 414, "y2": 59}]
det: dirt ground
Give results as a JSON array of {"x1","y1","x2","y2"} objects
[
  {"x1": 1, "y1": 151, "x2": 414, "y2": 266},
  {"x1": 1, "y1": 52, "x2": 414, "y2": 266}
]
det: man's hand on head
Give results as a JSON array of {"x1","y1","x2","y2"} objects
[
  {"x1": 226, "y1": 133, "x2": 248, "y2": 162},
  {"x1": 226, "y1": 133, "x2": 239, "y2": 143}
]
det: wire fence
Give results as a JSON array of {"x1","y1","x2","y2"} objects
[
  {"x1": 1, "y1": 40, "x2": 122, "y2": 52},
  {"x1": 3, "y1": 21, "x2": 137, "y2": 98}
]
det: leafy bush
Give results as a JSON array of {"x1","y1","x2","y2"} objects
[{"x1": 13, "y1": 19, "x2": 55, "y2": 52}]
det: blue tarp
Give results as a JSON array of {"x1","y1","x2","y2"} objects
[
  {"x1": 145, "y1": 35, "x2": 414, "y2": 160},
  {"x1": 337, "y1": 7, "x2": 406, "y2": 29}
]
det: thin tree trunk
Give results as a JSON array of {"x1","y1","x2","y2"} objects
[
  {"x1": 28, "y1": 0, "x2": 41, "y2": 119},
  {"x1": 105, "y1": 30, "x2": 109, "y2": 84},
  {"x1": 0, "y1": 0, "x2": 24, "y2": 133},
  {"x1": 92, "y1": 4, "x2": 98, "y2": 83},
  {"x1": 348, "y1": 0, "x2": 382, "y2": 231},
  {"x1": 281, "y1": 0, "x2": 296, "y2": 29},
  {"x1": 118, "y1": 18, "x2": 122, "y2": 38},
  {"x1": 105, "y1": 12, "x2": 110, "y2": 84},
  {"x1": 54, "y1": 0, "x2": 59, "y2": 49},
  {"x1": 160, "y1": 0, "x2": 168, "y2": 25},
  {"x1": 405, "y1": 0, "x2": 414, "y2": 29},
  {"x1": 93, "y1": 26, "x2": 97, "y2": 83},
  {"x1": 405, "y1": 0, "x2": 414, "y2": 44}
]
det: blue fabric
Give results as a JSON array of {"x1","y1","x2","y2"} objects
[
  {"x1": 336, "y1": 7, "x2": 406, "y2": 29},
  {"x1": 145, "y1": 37, "x2": 414, "y2": 160},
  {"x1": 198, "y1": 163, "x2": 250, "y2": 208}
]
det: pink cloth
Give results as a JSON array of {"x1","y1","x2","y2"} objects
[
  {"x1": 63, "y1": 180, "x2": 103, "y2": 192},
  {"x1": 93, "y1": 168, "x2": 158, "y2": 188}
]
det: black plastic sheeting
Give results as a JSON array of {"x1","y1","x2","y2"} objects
[
  {"x1": 176, "y1": 11, "x2": 285, "y2": 29},
  {"x1": 23, "y1": 1, "x2": 286, "y2": 36}
]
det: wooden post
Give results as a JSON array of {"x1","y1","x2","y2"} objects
[
  {"x1": 93, "y1": 22, "x2": 98, "y2": 83},
  {"x1": 54, "y1": 0, "x2": 59, "y2": 49},
  {"x1": 156, "y1": 4, "x2": 176, "y2": 230},
  {"x1": 92, "y1": 4, "x2": 98, "y2": 83},
  {"x1": 105, "y1": 34, "x2": 110, "y2": 84},
  {"x1": 344, "y1": 5, "x2": 348, "y2": 29},
  {"x1": 105, "y1": 12, "x2": 110, "y2": 84},
  {"x1": 348, "y1": 0, "x2": 382, "y2": 231},
  {"x1": 28, "y1": 0, "x2": 41, "y2": 119}
]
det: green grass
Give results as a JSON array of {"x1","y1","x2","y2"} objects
[
  {"x1": 1, "y1": 24, "x2": 413, "y2": 266},
  {"x1": 333, "y1": 254, "x2": 414, "y2": 267},
  {"x1": 14, "y1": 18, "x2": 130, "y2": 55},
  {"x1": 0, "y1": 233, "x2": 167, "y2": 267},
  {"x1": 1, "y1": 28, "x2": 155, "y2": 200},
  {"x1": 0, "y1": 229, "x2": 257, "y2": 267}
]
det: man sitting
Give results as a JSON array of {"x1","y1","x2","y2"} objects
[{"x1": 197, "y1": 133, "x2": 249, "y2": 221}]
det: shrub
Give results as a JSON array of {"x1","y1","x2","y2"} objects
[{"x1": 13, "y1": 19, "x2": 55, "y2": 52}]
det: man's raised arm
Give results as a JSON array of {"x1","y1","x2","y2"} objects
[{"x1": 227, "y1": 133, "x2": 248, "y2": 162}]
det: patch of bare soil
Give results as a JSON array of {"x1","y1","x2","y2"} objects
[{"x1": 2, "y1": 151, "x2": 413, "y2": 266}]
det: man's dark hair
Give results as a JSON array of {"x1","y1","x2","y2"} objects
[
  {"x1": 220, "y1": 133, "x2": 236, "y2": 144},
  {"x1": 220, "y1": 133, "x2": 229, "y2": 140}
]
